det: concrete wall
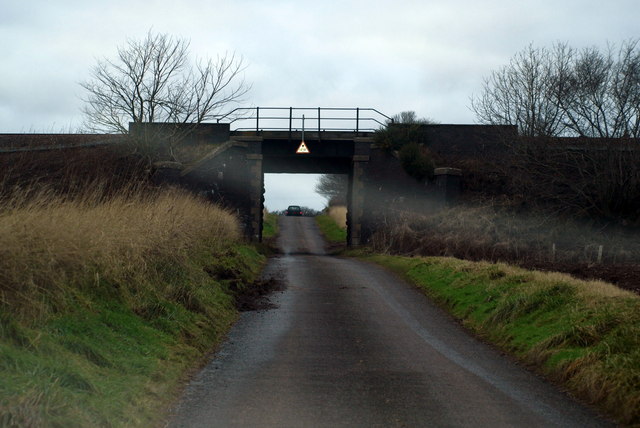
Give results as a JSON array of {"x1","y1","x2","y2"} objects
[
  {"x1": 128, "y1": 122, "x2": 230, "y2": 145},
  {"x1": 386, "y1": 123, "x2": 517, "y2": 160},
  {"x1": 420, "y1": 124, "x2": 517, "y2": 157}
]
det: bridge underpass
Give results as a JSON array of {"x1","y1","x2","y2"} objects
[
  {"x1": 168, "y1": 108, "x2": 394, "y2": 246},
  {"x1": 236, "y1": 132, "x2": 373, "y2": 246}
]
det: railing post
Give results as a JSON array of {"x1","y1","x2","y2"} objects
[
  {"x1": 317, "y1": 107, "x2": 321, "y2": 136},
  {"x1": 256, "y1": 107, "x2": 260, "y2": 132},
  {"x1": 356, "y1": 107, "x2": 360, "y2": 133},
  {"x1": 289, "y1": 107, "x2": 293, "y2": 141}
]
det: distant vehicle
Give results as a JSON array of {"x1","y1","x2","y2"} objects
[{"x1": 286, "y1": 205, "x2": 303, "y2": 216}]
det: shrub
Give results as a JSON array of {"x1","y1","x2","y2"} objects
[{"x1": 398, "y1": 142, "x2": 435, "y2": 181}]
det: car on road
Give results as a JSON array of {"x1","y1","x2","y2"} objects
[{"x1": 286, "y1": 205, "x2": 303, "y2": 216}]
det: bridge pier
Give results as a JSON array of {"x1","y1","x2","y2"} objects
[
  {"x1": 244, "y1": 137, "x2": 264, "y2": 242},
  {"x1": 347, "y1": 139, "x2": 371, "y2": 247}
]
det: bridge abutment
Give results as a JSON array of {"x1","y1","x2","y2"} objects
[
  {"x1": 246, "y1": 153, "x2": 264, "y2": 241},
  {"x1": 434, "y1": 167, "x2": 462, "y2": 205}
]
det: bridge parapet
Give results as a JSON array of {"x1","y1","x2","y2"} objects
[{"x1": 216, "y1": 107, "x2": 393, "y2": 133}]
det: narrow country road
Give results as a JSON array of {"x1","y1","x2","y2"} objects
[{"x1": 168, "y1": 216, "x2": 611, "y2": 427}]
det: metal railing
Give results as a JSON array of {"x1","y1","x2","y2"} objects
[{"x1": 216, "y1": 107, "x2": 393, "y2": 133}]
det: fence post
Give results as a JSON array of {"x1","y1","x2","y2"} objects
[{"x1": 356, "y1": 107, "x2": 360, "y2": 133}]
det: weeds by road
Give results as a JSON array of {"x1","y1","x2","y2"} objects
[{"x1": 262, "y1": 211, "x2": 279, "y2": 239}]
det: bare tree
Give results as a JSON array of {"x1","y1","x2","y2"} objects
[
  {"x1": 472, "y1": 40, "x2": 640, "y2": 138},
  {"x1": 558, "y1": 41, "x2": 640, "y2": 137},
  {"x1": 81, "y1": 31, "x2": 249, "y2": 155},
  {"x1": 505, "y1": 136, "x2": 640, "y2": 221},
  {"x1": 471, "y1": 44, "x2": 567, "y2": 137},
  {"x1": 315, "y1": 174, "x2": 348, "y2": 206}
]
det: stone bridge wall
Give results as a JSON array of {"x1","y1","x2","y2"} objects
[{"x1": 0, "y1": 123, "x2": 511, "y2": 245}]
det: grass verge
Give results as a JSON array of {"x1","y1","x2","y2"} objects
[
  {"x1": 315, "y1": 214, "x2": 347, "y2": 243},
  {"x1": 0, "y1": 187, "x2": 266, "y2": 427},
  {"x1": 352, "y1": 252, "x2": 640, "y2": 426},
  {"x1": 262, "y1": 211, "x2": 279, "y2": 239}
]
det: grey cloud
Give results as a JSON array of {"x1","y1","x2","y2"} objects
[{"x1": 1, "y1": 0, "x2": 639, "y2": 131}]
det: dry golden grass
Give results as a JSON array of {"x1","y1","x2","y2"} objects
[
  {"x1": 327, "y1": 205, "x2": 347, "y2": 229},
  {"x1": 371, "y1": 203, "x2": 640, "y2": 266},
  {"x1": 453, "y1": 259, "x2": 634, "y2": 297},
  {"x1": 0, "y1": 185, "x2": 239, "y2": 321}
]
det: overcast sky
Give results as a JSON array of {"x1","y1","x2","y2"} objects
[{"x1": 2, "y1": 0, "x2": 638, "y2": 210}]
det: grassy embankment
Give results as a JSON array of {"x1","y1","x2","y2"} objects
[
  {"x1": 262, "y1": 211, "x2": 279, "y2": 239},
  {"x1": 314, "y1": 212, "x2": 640, "y2": 425},
  {"x1": 315, "y1": 206, "x2": 347, "y2": 243},
  {"x1": 354, "y1": 252, "x2": 640, "y2": 426},
  {"x1": 0, "y1": 187, "x2": 265, "y2": 427}
]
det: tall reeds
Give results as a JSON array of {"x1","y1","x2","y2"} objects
[
  {"x1": 0, "y1": 183, "x2": 239, "y2": 321},
  {"x1": 327, "y1": 206, "x2": 347, "y2": 229}
]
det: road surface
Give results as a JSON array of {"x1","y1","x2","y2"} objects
[{"x1": 168, "y1": 216, "x2": 611, "y2": 427}]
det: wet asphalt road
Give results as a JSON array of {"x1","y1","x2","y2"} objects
[{"x1": 168, "y1": 216, "x2": 612, "y2": 427}]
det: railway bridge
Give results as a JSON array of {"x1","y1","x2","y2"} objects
[
  {"x1": 181, "y1": 107, "x2": 390, "y2": 246},
  {"x1": 136, "y1": 107, "x2": 483, "y2": 246}
]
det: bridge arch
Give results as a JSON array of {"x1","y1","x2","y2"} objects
[
  {"x1": 238, "y1": 132, "x2": 372, "y2": 246},
  {"x1": 169, "y1": 107, "x2": 394, "y2": 246}
]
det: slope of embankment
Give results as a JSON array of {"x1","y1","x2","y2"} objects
[
  {"x1": 0, "y1": 180, "x2": 265, "y2": 426},
  {"x1": 314, "y1": 213, "x2": 639, "y2": 426},
  {"x1": 354, "y1": 252, "x2": 640, "y2": 426}
]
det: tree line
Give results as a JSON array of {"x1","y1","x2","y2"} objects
[
  {"x1": 471, "y1": 40, "x2": 640, "y2": 138},
  {"x1": 81, "y1": 33, "x2": 640, "y2": 141},
  {"x1": 78, "y1": 32, "x2": 640, "y2": 221}
]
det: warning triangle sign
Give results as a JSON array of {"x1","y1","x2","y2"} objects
[{"x1": 296, "y1": 141, "x2": 310, "y2": 154}]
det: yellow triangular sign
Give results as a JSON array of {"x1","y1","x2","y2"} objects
[{"x1": 296, "y1": 141, "x2": 310, "y2": 154}]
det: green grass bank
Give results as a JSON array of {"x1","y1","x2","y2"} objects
[
  {"x1": 352, "y1": 252, "x2": 639, "y2": 426},
  {"x1": 262, "y1": 211, "x2": 279, "y2": 239},
  {"x1": 315, "y1": 214, "x2": 347, "y2": 243},
  {"x1": 0, "y1": 188, "x2": 266, "y2": 427}
]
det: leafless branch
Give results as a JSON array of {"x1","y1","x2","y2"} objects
[
  {"x1": 472, "y1": 40, "x2": 640, "y2": 138},
  {"x1": 81, "y1": 30, "x2": 250, "y2": 158}
]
